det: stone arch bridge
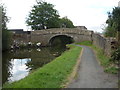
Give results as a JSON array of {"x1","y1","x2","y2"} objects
[
  {"x1": 11, "y1": 28, "x2": 114, "y2": 56},
  {"x1": 30, "y1": 28, "x2": 93, "y2": 46}
]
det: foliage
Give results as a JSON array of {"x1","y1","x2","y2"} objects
[
  {"x1": 1, "y1": 5, "x2": 11, "y2": 51},
  {"x1": 0, "y1": 4, "x2": 9, "y2": 30},
  {"x1": 105, "y1": 66, "x2": 118, "y2": 74},
  {"x1": 104, "y1": 7, "x2": 120, "y2": 37},
  {"x1": 60, "y1": 17, "x2": 75, "y2": 28},
  {"x1": 3, "y1": 45, "x2": 81, "y2": 88},
  {"x1": 26, "y1": 1, "x2": 75, "y2": 30},
  {"x1": 111, "y1": 47, "x2": 120, "y2": 62},
  {"x1": 26, "y1": 1, "x2": 60, "y2": 30}
]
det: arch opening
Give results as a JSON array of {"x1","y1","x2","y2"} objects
[{"x1": 49, "y1": 35, "x2": 74, "y2": 46}]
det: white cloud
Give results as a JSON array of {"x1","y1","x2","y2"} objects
[
  {"x1": 2, "y1": 0, "x2": 120, "y2": 32},
  {"x1": 8, "y1": 58, "x2": 31, "y2": 82}
]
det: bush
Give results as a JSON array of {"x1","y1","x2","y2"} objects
[{"x1": 111, "y1": 47, "x2": 120, "y2": 62}]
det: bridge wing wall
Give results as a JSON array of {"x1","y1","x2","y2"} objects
[{"x1": 92, "y1": 33, "x2": 112, "y2": 56}]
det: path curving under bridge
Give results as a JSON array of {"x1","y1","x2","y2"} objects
[{"x1": 68, "y1": 45, "x2": 118, "y2": 88}]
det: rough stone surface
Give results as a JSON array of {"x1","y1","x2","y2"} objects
[
  {"x1": 30, "y1": 28, "x2": 93, "y2": 46},
  {"x1": 11, "y1": 28, "x2": 114, "y2": 56}
]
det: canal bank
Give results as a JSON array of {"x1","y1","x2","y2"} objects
[
  {"x1": 2, "y1": 46, "x2": 66, "y2": 85},
  {"x1": 3, "y1": 45, "x2": 82, "y2": 88}
]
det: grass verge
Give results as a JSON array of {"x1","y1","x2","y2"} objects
[
  {"x1": 76, "y1": 41, "x2": 118, "y2": 74},
  {"x1": 3, "y1": 45, "x2": 82, "y2": 88}
]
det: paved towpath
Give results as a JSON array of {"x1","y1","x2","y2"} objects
[{"x1": 68, "y1": 45, "x2": 118, "y2": 88}]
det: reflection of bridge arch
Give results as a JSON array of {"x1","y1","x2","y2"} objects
[{"x1": 48, "y1": 34, "x2": 74, "y2": 46}]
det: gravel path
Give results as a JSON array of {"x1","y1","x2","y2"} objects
[{"x1": 68, "y1": 45, "x2": 118, "y2": 88}]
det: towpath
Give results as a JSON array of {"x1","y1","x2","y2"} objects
[{"x1": 68, "y1": 45, "x2": 118, "y2": 88}]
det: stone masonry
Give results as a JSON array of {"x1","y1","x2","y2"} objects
[
  {"x1": 31, "y1": 28, "x2": 93, "y2": 46},
  {"x1": 11, "y1": 28, "x2": 114, "y2": 56}
]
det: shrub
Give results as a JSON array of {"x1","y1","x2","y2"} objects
[{"x1": 111, "y1": 47, "x2": 120, "y2": 62}]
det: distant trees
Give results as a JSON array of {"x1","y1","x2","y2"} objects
[
  {"x1": 1, "y1": 5, "x2": 11, "y2": 51},
  {"x1": 104, "y1": 7, "x2": 120, "y2": 37},
  {"x1": 26, "y1": 1, "x2": 75, "y2": 30},
  {"x1": 26, "y1": 1, "x2": 60, "y2": 30},
  {"x1": 60, "y1": 17, "x2": 75, "y2": 28}
]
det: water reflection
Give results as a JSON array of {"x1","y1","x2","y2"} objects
[
  {"x1": 8, "y1": 58, "x2": 31, "y2": 82},
  {"x1": 2, "y1": 46, "x2": 66, "y2": 85}
]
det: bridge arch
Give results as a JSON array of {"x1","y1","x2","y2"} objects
[{"x1": 48, "y1": 34, "x2": 74, "y2": 46}]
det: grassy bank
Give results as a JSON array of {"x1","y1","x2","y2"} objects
[
  {"x1": 76, "y1": 41, "x2": 118, "y2": 74},
  {"x1": 4, "y1": 45, "x2": 82, "y2": 88}
]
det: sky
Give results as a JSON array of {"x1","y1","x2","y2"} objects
[
  {"x1": 9, "y1": 58, "x2": 31, "y2": 82},
  {"x1": 1, "y1": 0, "x2": 120, "y2": 32}
]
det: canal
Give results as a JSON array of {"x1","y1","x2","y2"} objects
[{"x1": 2, "y1": 45, "x2": 67, "y2": 85}]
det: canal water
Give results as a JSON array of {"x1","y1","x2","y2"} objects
[{"x1": 2, "y1": 45, "x2": 66, "y2": 85}]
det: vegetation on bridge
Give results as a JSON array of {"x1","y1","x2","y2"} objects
[
  {"x1": 26, "y1": 1, "x2": 75, "y2": 30},
  {"x1": 4, "y1": 45, "x2": 82, "y2": 88}
]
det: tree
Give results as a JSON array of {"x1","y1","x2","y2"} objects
[
  {"x1": 26, "y1": 1, "x2": 60, "y2": 30},
  {"x1": 104, "y1": 7, "x2": 120, "y2": 37},
  {"x1": 105, "y1": 7, "x2": 120, "y2": 63},
  {"x1": 59, "y1": 17, "x2": 75, "y2": 28},
  {"x1": 1, "y1": 5, "x2": 11, "y2": 51},
  {"x1": 111, "y1": 47, "x2": 120, "y2": 62},
  {"x1": 1, "y1": 5, "x2": 8, "y2": 30}
]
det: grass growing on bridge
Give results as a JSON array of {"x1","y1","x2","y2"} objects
[
  {"x1": 76, "y1": 41, "x2": 118, "y2": 74},
  {"x1": 3, "y1": 45, "x2": 82, "y2": 88}
]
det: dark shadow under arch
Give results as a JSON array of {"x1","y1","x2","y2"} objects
[{"x1": 49, "y1": 35, "x2": 74, "y2": 46}]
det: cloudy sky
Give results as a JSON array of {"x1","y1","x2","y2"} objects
[
  {"x1": 1, "y1": 0, "x2": 120, "y2": 32},
  {"x1": 9, "y1": 58, "x2": 31, "y2": 82}
]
